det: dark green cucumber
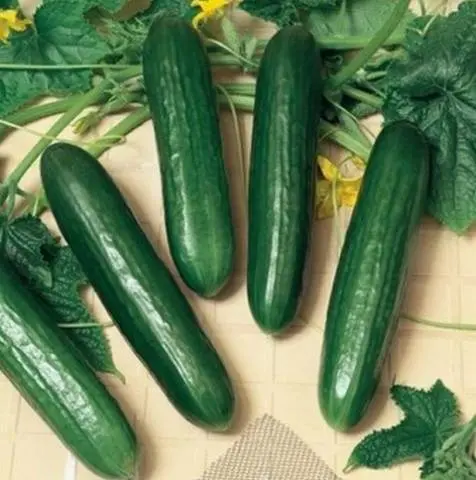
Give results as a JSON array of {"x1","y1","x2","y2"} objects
[
  {"x1": 142, "y1": 16, "x2": 234, "y2": 298},
  {"x1": 318, "y1": 121, "x2": 430, "y2": 431},
  {"x1": 0, "y1": 258, "x2": 137, "y2": 479},
  {"x1": 247, "y1": 26, "x2": 323, "y2": 334},
  {"x1": 41, "y1": 143, "x2": 235, "y2": 432}
]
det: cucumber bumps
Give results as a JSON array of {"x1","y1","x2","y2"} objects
[
  {"x1": 247, "y1": 26, "x2": 323, "y2": 334},
  {"x1": 0, "y1": 259, "x2": 137, "y2": 479},
  {"x1": 318, "y1": 121, "x2": 430, "y2": 431},
  {"x1": 143, "y1": 16, "x2": 235, "y2": 298},
  {"x1": 41, "y1": 142, "x2": 236, "y2": 432}
]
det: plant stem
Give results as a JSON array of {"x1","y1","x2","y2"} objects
[
  {"x1": 28, "y1": 106, "x2": 151, "y2": 210},
  {"x1": 254, "y1": 34, "x2": 407, "y2": 52},
  {"x1": 418, "y1": 0, "x2": 427, "y2": 15},
  {"x1": 459, "y1": 416, "x2": 476, "y2": 447},
  {"x1": 403, "y1": 313, "x2": 476, "y2": 332},
  {"x1": 330, "y1": 99, "x2": 373, "y2": 148},
  {"x1": 205, "y1": 38, "x2": 259, "y2": 69},
  {"x1": 320, "y1": 120, "x2": 371, "y2": 160},
  {"x1": 73, "y1": 92, "x2": 143, "y2": 135},
  {"x1": 87, "y1": 105, "x2": 151, "y2": 158},
  {"x1": 209, "y1": 52, "x2": 258, "y2": 71},
  {"x1": 365, "y1": 71, "x2": 387, "y2": 82},
  {"x1": 0, "y1": 94, "x2": 85, "y2": 140},
  {"x1": 327, "y1": 0, "x2": 411, "y2": 89},
  {"x1": 32, "y1": 191, "x2": 48, "y2": 217},
  {"x1": 217, "y1": 94, "x2": 371, "y2": 159},
  {"x1": 342, "y1": 85, "x2": 384, "y2": 109},
  {"x1": 0, "y1": 69, "x2": 251, "y2": 142},
  {"x1": 1, "y1": 67, "x2": 141, "y2": 199},
  {"x1": 218, "y1": 94, "x2": 255, "y2": 112},
  {"x1": 216, "y1": 85, "x2": 248, "y2": 213},
  {"x1": 0, "y1": 48, "x2": 258, "y2": 71},
  {"x1": 316, "y1": 32, "x2": 406, "y2": 51},
  {"x1": 0, "y1": 63, "x2": 140, "y2": 70},
  {"x1": 220, "y1": 83, "x2": 256, "y2": 96},
  {"x1": 256, "y1": 39, "x2": 267, "y2": 50}
]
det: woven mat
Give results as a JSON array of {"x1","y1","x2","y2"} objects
[{"x1": 197, "y1": 415, "x2": 341, "y2": 480}]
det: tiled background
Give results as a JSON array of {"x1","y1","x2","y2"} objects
[{"x1": 0, "y1": 0, "x2": 469, "y2": 479}]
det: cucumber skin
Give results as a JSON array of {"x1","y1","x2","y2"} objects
[
  {"x1": 0, "y1": 259, "x2": 137, "y2": 479},
  {"x1": 142, "y1": 16, "x2": 235, "y2": 298},
  {"x1": 318, "y1": 121, "x2": 430, "y2": 432},
  {"x1": 247, "y1": 26, "x2": 323, "y2": 334},
  {"x1": 41, "y1": 143, "x2": 236, "y2": 432}
]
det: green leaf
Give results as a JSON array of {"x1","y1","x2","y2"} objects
[
  {"x1": 137, "y1": 0, "x2": 197, "y2": 21},
  {"x1": 221, "y1": 16, "x2": 242, "y2": 54},
  {"x1": 36, "y1": 246, "x2": 119, "y2": 377},
  {"x1": 239, "y1": 0, "x2": 340, "y2": 26},
  {"x1": 346, "y1": 380, "x2": 461, "y2": 472},
  {"x1": 238, "y1": 0, "x2": 300, "y2": 27},
  {"x1": 0, "y1": 0, "x2": 128, "y2": 117},
  {"x1": 306, "y1": 0, "x2": 415, "y2": 49},
  {"x1": 2, "y1": 215, "x2": 57, "y2": 288},
  {"x1": 243, "y1": 35, "x2": 258, "y2": 60},
  {"x1": 103, "y1": 0, "x2": 198, "y2": 65},
  {"x1": 0, "y1": 0, "x2": 18, "y2": 8},
  {"x1": 1, "y1": 215, "x2": 119, "y2": 377},
  {"x1": 82, "y1": 0, "x2": 124, "y2": 10},
  {"x1": 342, "y1": 98, "x2": 381, "y2": 119},
  {"x1": 299, "y1": 0, "x2": 340, "y2": 6},
  {"x1": 233, "y1": 0, "x2": 340, "y2": 28},
  {"x1": 383, "y1": 3, "x2": 476, "y2": 233},
  {"x1": 423, "y1": 416, "x2": 476, "y2": 479}
]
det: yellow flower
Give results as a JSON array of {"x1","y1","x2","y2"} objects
[
  {"x1": 316, "y1": 155, "x2": 365, "y2": 220},
  {"x1": 0, "y1": 9, "x2": 31, "y2": 43},
  {"x1": 191, "y1": 0, "x2": 234, "y2": 29}
]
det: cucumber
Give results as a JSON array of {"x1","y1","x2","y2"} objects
[
  {"x1": 41, "y1": 142, "x2": 236, "y2": 432},
  {"x1": 0, "y1": 258, "x2": 137, "y2": 479},
  {"x1": 142, "y1": 15, "x2": 235, "y2": 298},
  {"x1": 247, "y1": 26, "x2": 323, "y2": 334},
  {"x1": 318, "y1": 121, "x2": 430, "y2": 431}
]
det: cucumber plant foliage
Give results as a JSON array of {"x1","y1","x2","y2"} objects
[
  {"x1": 0, "y1": 0, "x2": 128, "y2": 118},
  {"x1": 383, "y1": 2, "x2": 476, "y2": 234},
  {"x1": 0, "y1": 215, "x2": 120, "y2": 377},
  {"x1": 347, "y1": 380, "x2": 476, "y2": 479}
]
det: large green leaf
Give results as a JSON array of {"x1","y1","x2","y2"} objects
[
  {"x1": 0, "y1": 0, "x2": 18, "y2": 8},
  {"x1": 306, "y1": 0, "x2": 414, "y2": 48},
  {"x1": 239, "y1": 0, "x2": 341, "y2": 27},
  {"x1": 3, "y1": 215, "x2": 56, "y2": 287},
  {"x1": 0, "y1": 0, "x2": 127, "y2": 117},
  {"x1": 347, "y1": 380, "x2": 460, "y2": 472},
  {"x1": 383, "y1": 2, "x2": 476, "y2": 233},
  {"x1": 137, "y1": 0, "x2": 197, "y2": 21}
]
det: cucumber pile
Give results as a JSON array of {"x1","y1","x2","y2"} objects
[{"x1": 0, "y1": 14, "x2": 430, "y2": 479}]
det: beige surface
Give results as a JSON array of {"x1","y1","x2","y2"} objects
[{"x1": 1, "y1": 2, "x2": 471, "y2": 479}]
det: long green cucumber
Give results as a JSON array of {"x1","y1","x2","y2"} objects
[
  {"x1": 247, "y1": 25, "x2": 323, "y2": 334},
  {"x1": 41, "y1": 142, "x2": 236, "y2": 432},
  {"x1": 0, "y1": 258, "x2": 137, "y2": 479},
  {"x1": 318, "y1": 121, "x2": 430, "y2": 431},
  {"x1": 142, "y1": 15, "x2": 235, "y2": 298}
]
